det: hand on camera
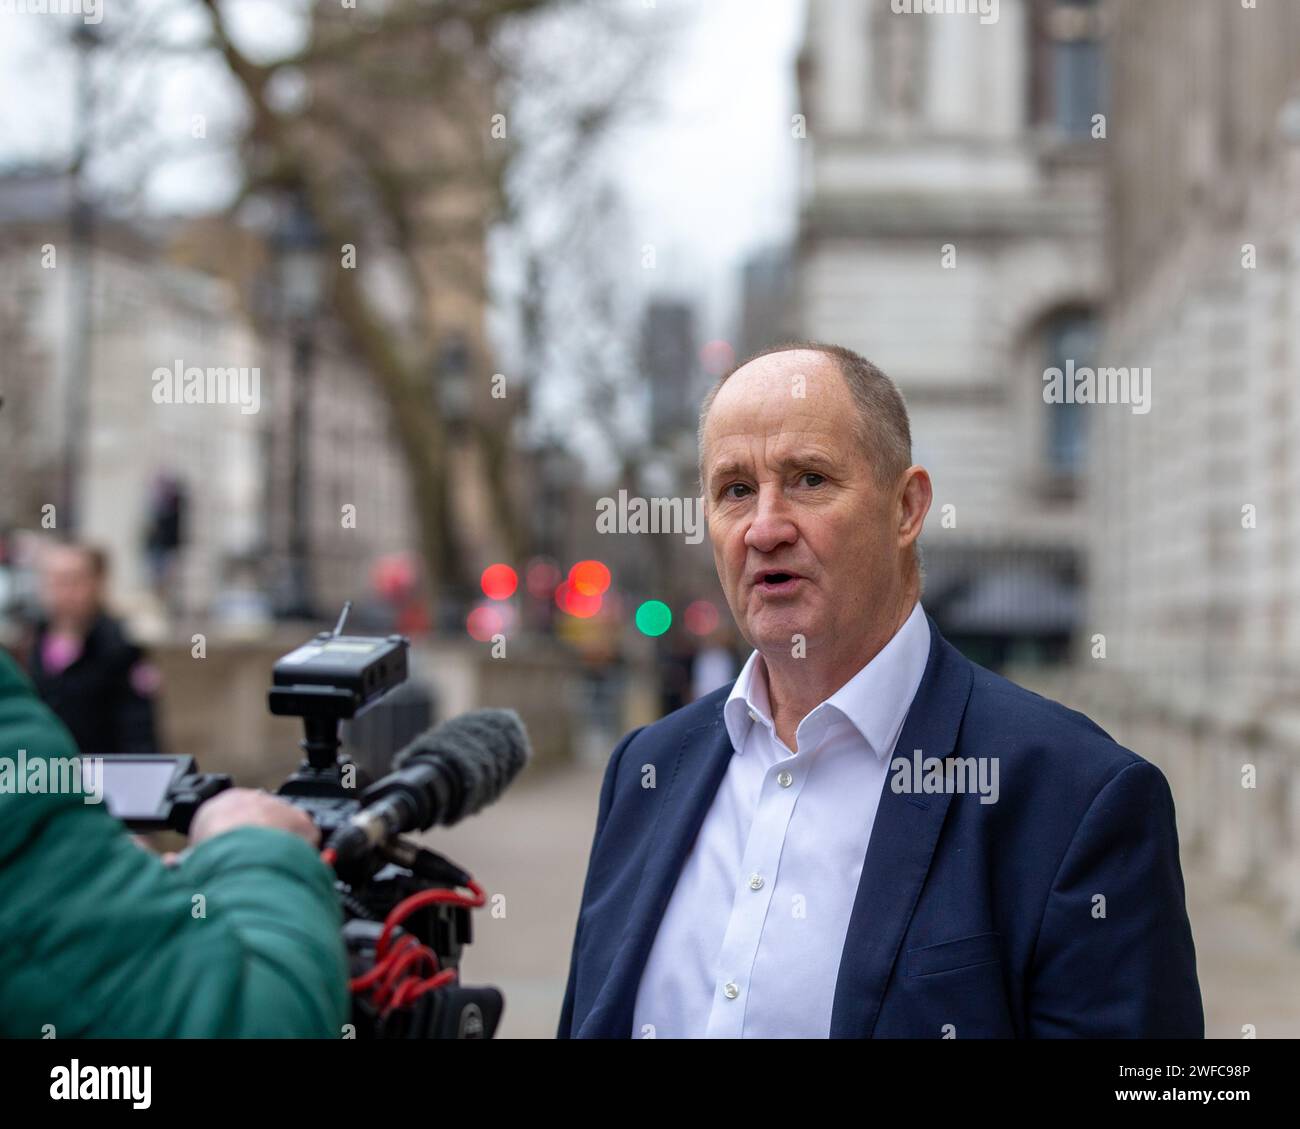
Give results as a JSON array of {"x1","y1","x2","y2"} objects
[{"x1": 188, "y1": 788, "x2": 320, "y2": 849}]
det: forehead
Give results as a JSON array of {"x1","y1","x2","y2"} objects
[
  {"x1": 45, "y1": 548, "x2": 93, "y2": 576},
  {"x1": 702, "y1": 351, "x2": 860, "y2": 471}
]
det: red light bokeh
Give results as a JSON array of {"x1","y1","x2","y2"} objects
[
  {"x1": 569, "y1": 559, "x2": 611, "y2": 597},
  {"x1": 480, "y1": 563, "x2": 518, "y2": 601}
]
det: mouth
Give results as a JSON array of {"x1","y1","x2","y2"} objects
[{"x1": 752, "y1": 570, "x2": 805, "y2": 595}]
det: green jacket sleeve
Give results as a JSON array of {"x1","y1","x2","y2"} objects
[{"x1": 0, "y1": 650, "x2": 350, "y2": 1038}]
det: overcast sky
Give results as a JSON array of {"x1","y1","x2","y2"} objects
[{"x1": 604, "y1": 0, "x2": 805, "y2": 338}]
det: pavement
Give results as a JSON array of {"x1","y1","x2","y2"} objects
[
  {"x1": 1185, "y1": 867, "x2": 1300, "y2": 1038},
  {"x1": 411, "y1": 761, "x2": 606, "y2": 1039},
  {"x1": 421, "y1": 762, "x2": 1300, "y2": 1039}
]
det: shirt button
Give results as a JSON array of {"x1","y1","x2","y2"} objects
[
  {"x1": 748, "y1": 873, "x2": 764, "y2": 891},
  {"x1": 723, "y1": 982, "x2": 740, "y2": 999},
  {"x1": 777, "y1": 770, "x2": 793, "y2": 788},
  {"x1": 747, "y1": 707, "x2": 759, "y2": 723}
]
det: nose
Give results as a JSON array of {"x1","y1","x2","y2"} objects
[{"x1": 743, "y1": 483, "x2": 798, "y2": 555}]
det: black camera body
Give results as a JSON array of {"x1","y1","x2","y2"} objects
[
  {"x1": 267, "y1": 627, "x2": 409, "y2": 839},
  {"x1": 93, "y1": 610, "x2": 503, "y2": 1039}
]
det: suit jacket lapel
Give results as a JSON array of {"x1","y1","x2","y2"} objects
[
  {"x1": 830, "y1": 616, "x2": 974, "y2": 1037},
  {"x1": 578, "y1": 709, "x2": 734, "y2": 1038}
]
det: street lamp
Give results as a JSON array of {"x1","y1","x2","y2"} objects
[
  {"x1": 60, "y1": 23, "x2": 103, "y2": 535},
  {"x1": 273, "y1": 191, "x2": 326, "y2": 621}
]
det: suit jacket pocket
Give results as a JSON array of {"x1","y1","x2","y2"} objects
[{"x1": 906, "y1": 932, "x2": 1002, "y2": 978}]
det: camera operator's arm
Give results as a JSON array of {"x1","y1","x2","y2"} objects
[
  {"x1": 0, "y1": 650, "x2": 349, "y2": 1038},
  {"x1": 160, "y1": 790, "x2": 353, "y2": 1037}
]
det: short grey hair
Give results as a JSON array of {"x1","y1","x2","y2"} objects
[{"x1": 697, "y1": 341, "x2": 912, "y2": 495}]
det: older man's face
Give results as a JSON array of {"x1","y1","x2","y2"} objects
[{"x1": 701, "y1": 350, "x2": 903, "y2": 659}]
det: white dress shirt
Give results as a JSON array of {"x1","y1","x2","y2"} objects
[{"x1": 631, "y1": 600, "x2": 931, "y2": 1038}]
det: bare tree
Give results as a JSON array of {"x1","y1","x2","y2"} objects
[
  {"x1": 222, "y1": 0, "x2": 681, "y2": 606},
  {"x1": 42, "y1": 0, "x2": 663, "y2": 610}
]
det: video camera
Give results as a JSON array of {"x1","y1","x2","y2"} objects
[{"x1": 91, "y1": 604, "x2": 531, "y2": 1039}]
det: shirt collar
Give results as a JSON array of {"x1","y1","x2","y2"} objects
[
  {"x1": 722, "y1": 648, "x2": 772, "y2": 753},
  {"x1": 722, "y1": 600, "x2": 931, "y2": 760}
]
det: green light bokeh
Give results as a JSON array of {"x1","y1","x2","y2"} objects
[{"x1": 635, "y1": 599, "x2": 672, "y2": 637}]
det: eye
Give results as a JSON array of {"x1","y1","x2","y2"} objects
[
  {"x1": 722, "y1": 483, "x2": 751, "y2": 500},
  {"x1": 800, "y1": 472, "x2": 826, "y2": 488}
]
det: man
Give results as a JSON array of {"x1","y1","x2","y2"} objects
[
  {"x1": 0, "y1": 647, "x2": 349, "y2": 1036},
  {"x1": 25, "y1": 540, "x2": 160, "y2": 754},
  {"x1": 559, "y1": 342, "x2": 1203, "y2": 1038}
]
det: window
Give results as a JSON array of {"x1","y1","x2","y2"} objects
[
  {"x1": 1032, "y1": 0, "x2": 1106, "y2": 140},
  {"x1": 1044, "y1": 311, "x2": 1096, "y2": 478}
]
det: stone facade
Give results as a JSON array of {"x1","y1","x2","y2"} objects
[
  {"x1": 1086, "y1": 0, "x2": 1300, "y2": 930},
  {"x1": 795, "y1": 0, "x2": 1108, "y2": 666},
  {"x1": 0, "y1": 178, "x2": 419, "y2": 631}
]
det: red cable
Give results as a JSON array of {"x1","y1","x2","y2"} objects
[
  {"x1": 386, "y1": 968, "x2": 458, "y2": 1014},
  {"x1": 348, "y1": 876, "x2": 487, "y2": 1013},
  {"x1": 375, "y1": 879, "x2": 486, "y2": 961},
  {"x1": 350, "y1": 933, "x2": 419, "y2": 993},
  {"x1": 374, "y1": 942, "x2": 438, "y2": 1005}
]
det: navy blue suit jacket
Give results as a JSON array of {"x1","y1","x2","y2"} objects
[{"x1": 558, "y1": 615, "x2": 1204, "y2": 1038}]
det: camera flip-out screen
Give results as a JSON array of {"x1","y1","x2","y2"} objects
[{"x1": 88, "y1": 755, "x2": 194, "y2": 824}]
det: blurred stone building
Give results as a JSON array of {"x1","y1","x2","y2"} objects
[
  {"x1": 793, "y1": 0, "x2": 1107, "y2": 667},
  {"x1": 0, "y1": 170, "x2": 263, "y2": 630},
  {"x1": 642, "y1": 299, "x2": 699, "y2": 448},
  {"x1": 170, "y1": 209, "x2": 423, "y2": 628},
  {"x1": 1081, "y1": 0, "x2": 1300, "y2": 930},
  {"x1": 735, "y1": 244, "x2": 797, "y2": 363},
  {"x1": 0, "y1": 171, "x2": 420, "y2": 632}
]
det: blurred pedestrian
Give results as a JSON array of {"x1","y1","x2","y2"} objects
[
  {"x1": 657, "y1": 632, "x2": 695, "y2": 717},
  {"x1": 24, "y1": 540, "x2": 160, "y2": 754},
  {"x1": 144, "y1": 471, "x2": 187, "y2": 620}
]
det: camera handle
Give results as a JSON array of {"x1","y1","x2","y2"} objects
[{"x1": 301, "y1": 714, "x2": 343, "y2": 772}]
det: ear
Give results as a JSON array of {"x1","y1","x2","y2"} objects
[{"x1": 897, "y1": 466, "x2": 932, "y2": 550}]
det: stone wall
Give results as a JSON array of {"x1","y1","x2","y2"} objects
[{"x1": 150, "y1": 633, "x2": 642, "y2": 789}]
